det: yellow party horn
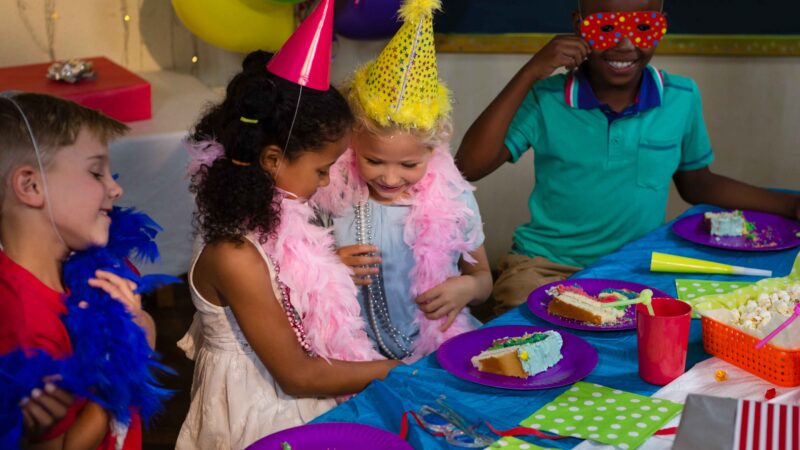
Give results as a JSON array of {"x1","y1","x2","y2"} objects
[
  {"x1": 650, "y1": 252, "x2": 772, "y2": 277},
  {"x1": 605, "y1": 289, "x2": 655, "y2": 316}
]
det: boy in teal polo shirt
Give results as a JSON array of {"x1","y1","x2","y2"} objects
[{"x1": 456, "y1": 0, "x2": 800, "y2": 313}]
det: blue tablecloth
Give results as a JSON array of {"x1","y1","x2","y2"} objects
[{"x1": 313, "y1": 205, "x2": 799, "y2": 449}]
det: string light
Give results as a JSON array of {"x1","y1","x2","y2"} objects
[
  {"x1": 120, "y1": 0, "x2": 130, "y2": 66},
  {"x1": 17, "y1": 0, "x2": 58, "y2": 61},
  {"x1": 190, "y1": 34, "x2": 199, "y2": 75},
  {"x1": 45, "y1": 0, "x2": 56, "y2": 61}
]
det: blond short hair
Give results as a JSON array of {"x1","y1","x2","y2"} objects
[{"x1": 0, "y1": 93, "x2": 128, "y2": 199}]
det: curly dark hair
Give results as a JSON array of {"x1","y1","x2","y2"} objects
[{"x1": 190, "y1": 50, "x2": 353, "y2": 244}]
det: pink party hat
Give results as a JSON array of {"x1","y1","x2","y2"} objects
[{"x1": 267, "y1": 0, "x2": 333, "y2": 91}]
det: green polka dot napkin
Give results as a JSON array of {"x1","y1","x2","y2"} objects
[
  {"x1": 519, "y1": 382, "x2": 682, "y2": 450},
  {"x1": 675, "y1": 279, "x2": 753, "y2": 301},
  {"x1": 484, "y1": 437, "x2": 554, "y2": 449}
]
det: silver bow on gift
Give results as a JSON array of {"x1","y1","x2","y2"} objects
[{"x1": 46, "y1": 59, "x2": 96, "y2": 83}]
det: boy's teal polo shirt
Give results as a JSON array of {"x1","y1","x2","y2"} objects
[{"x1": 504, "y1": 66, "x2": 714, "y2": 267}]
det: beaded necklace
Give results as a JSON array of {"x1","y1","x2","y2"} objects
[
  {"x1": 354, "y1": 201, "x2": 413, "y2": 359},
  {"x1": 269, "y1": 254, "x2": 314, "y2": 356}
]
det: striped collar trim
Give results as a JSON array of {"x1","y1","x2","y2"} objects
[
  {"x1": 647, "y1": 65, "x2": 665, "y2": 101},
  {"x1": 565, "y1": 71, "x2": 579, "y2": 108},
  {"x1": 564, "y1": 65, "x2": 664, "y2": 111}
]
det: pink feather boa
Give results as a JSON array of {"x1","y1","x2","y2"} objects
[
  {"x1": 313, "y1": 144, "x2": 481, "y2": 361},
  {"x1": 260, "y1": 197, "x2": 383, "y2": 362},
  {"x1": 185, "y1": 140, "x2": 382, "y2": 363}
]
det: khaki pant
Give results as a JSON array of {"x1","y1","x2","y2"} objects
[{"x1": 493, "y1": 254, "x2": 582, "y2": 315}]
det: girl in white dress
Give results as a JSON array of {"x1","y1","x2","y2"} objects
[{"x1": 176, "y1": 50, "x2": 399, "y2": 450}]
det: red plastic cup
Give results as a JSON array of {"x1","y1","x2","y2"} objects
[{"x1": 636, "y1": 297, "x2": 692, "y2": 385}]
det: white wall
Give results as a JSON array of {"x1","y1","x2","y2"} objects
[{"x1": 1, "y1": 1, "x2": 798, "y2": 266}]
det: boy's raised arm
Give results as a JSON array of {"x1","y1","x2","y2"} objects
[{"x1": 455, "y1": 36, "x2": 590, "y2": 181}]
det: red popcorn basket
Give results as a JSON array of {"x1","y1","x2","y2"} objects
[{"x1": 701, "y1": 315, "x2": 800, "y2": 387}]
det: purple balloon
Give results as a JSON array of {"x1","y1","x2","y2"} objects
[{"x1": 334, "y1": 0, "x2": 403, "y2": 40}]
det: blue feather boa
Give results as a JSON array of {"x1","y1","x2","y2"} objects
[{"x1": 0, "y1": 207, "x2": 180, "y2": 448}]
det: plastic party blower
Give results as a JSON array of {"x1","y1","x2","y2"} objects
[{"x1": 650, "y1": 252, "x2": 772, "y2": 277}]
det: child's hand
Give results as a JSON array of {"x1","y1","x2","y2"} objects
[
  {"x1": 525, "y1": 35, "x2": 591, "y2": 80},
  {"x1": 21, "y1": 378, "x2": 74, "y2": 437},
  {"x1": 87, "y1": 270, "x2": 142, "y2": 314},
  {"x1": 415, "y1": 276, "x2": 477, "y2": 332},
  {"x1": 88, "y1": 270, "x2": 157, "y2": 348},
  {"x1": 336, "y1": 245, "x2": 381, "y2": 286}
]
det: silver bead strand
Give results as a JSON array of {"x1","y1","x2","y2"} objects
[{"x1": 355, "y1": 202, "x2": 412, "y2": 359}]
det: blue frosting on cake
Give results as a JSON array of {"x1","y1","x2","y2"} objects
[
  {"x1": 705, "y1": 211, "x2": 746, "y2": 237},
  {"x1": 517, "y1": 331, "x2": 563, "y2": 376}
]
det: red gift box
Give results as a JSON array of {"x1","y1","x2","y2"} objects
[{"x1": 0, "y1": 56, "x2": 151, "y2": 122}]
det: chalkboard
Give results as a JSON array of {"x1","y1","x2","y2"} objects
[{"x1": 434, "y1": 0, "x2": 800, "y2": 56}]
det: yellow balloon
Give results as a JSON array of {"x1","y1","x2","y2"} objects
[{"x1": 172, "y1": 0, "x2": 294, "y2": 53}]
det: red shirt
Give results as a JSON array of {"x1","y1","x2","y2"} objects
[{"x1": 0, "y1": 250, "x2": 142, "y2": 449}]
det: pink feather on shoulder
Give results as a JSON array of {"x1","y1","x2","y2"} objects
[{"x1": 263, "y1": 197, "x2": 383, "y2": 362}]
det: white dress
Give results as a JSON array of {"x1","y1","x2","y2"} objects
[{"x1": 176, "y1": 236, "x2": 336, "y2": 450}]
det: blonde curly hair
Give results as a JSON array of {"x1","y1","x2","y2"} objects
[{"x1": 341, "y1": 78, "x2": 453, "y2": 149}]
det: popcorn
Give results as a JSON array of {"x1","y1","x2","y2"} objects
[
  {"x1": 741, "y1": 308, "x2": 770, "y2": 330},
  {"x1": 774, "y1": 300, "x2": 794, "y2": 316},
  {"x1": 731, "y1": 284, "x2": 800, "y2": 331}
]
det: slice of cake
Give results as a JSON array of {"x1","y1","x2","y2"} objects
[
  {"x1": 546, "y1": 285, "x2": 625, "y2": 325},
  {"x1": 704, "y1": 210, "x2": 754, "y2": 237},
  {"x1": 470, "y1": 331, "x2": 563, "y2": 379}
]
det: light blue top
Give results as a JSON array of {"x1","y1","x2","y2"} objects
[{"x1": 332, "y1": 191, "x2": 485, "y2": 358}]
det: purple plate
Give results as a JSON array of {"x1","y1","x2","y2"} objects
[
  {"x1": 246, "y1": 422, "x2": 412, "y2": 450},
  {"x1": 436, "y1": 325, "x2": 597, "y2": 390},
  {"x1": 527, "y1": 279, "x2": 672, "y2": 331},
  {"x1": 672, "y1": 210, "x2": 800, "y2": 252}
]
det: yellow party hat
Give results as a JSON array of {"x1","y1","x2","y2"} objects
[{"x1": 353, "y1": 0, "x2": 450, "y2": 130}]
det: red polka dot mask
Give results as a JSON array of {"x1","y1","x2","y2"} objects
[{"x1": 579, "y1": 11, "x2": 668, "y2": 50}]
